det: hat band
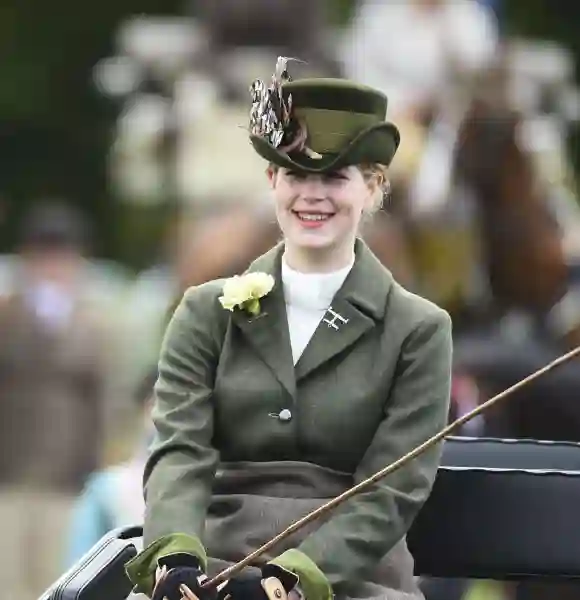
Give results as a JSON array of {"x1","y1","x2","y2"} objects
[{"x1": 293, "y1": 108, "x2": 378, "y2": 154}]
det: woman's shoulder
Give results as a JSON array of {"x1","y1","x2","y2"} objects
[
  {"x1": 180, "y1": 278, "x2": 227, "y2": 311},
  {"x1": 167, "y1": 278, "x2": 230, "y2": 339},
  {"x1": 387, "y1": 279, "x2": 452, "y2": 333}
]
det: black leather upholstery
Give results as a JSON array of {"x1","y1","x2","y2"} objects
[{"x1": 407, "y1": 436, "x2": 580, "y2": 581}]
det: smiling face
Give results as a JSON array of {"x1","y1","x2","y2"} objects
[{"x1": 268, "y1": 166, "x2": 378, "y2": 271}]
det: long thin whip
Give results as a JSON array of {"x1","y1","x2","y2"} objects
[{"x1": 204, "y1": 344, "x2": 580, "y2": 588}]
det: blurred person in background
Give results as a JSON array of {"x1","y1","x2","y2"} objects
[
  {"x1": 337, "y1": 0, "x2": 501, "y2": 316},
  {"x1": 192, "y1": 0, "x2": 341, "y2": 94},
  {"x1": 339, "y1": 0, "x2": 499, "y2": 201},
  {"x1": 340, "y1": 0, "x2": 499, "y2": 122},
  {"x1": 0, "y1": 201, "x2": 114, "y2": 600},
  {"x1": 64, "y1": 369, "x2": 157, "y2": 567}
]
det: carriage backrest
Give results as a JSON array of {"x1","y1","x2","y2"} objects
[{"x1": 407, "y1": 436, "x2": 580, "y2": 581}]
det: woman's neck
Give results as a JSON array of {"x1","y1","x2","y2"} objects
[{"x1": 283, "y1": 242, "x2": 355, "y2": 274}]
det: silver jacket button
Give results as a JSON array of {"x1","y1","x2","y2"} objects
[{"x1": 278, "y1": 408, "x2": 292, "y2": 422}]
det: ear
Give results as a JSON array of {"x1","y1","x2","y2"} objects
[
  {"x1": 266, "y1": 166, "x2": 278, "y2": 189},
  {"x1": 363, "y1": 175, "x2": 380, "y2": 212}
]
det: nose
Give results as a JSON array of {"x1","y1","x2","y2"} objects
[{"x1": 299, "y1": 176, "x2": 327, "y2": 201}]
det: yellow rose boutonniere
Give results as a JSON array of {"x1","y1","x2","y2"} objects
[{"x1": 219, "y1": 272, "x2": 275, "y2": 316}]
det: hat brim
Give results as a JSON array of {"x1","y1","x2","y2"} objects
[{"x1": 250, "y1": 121, "x2": 401, "y2": 174}]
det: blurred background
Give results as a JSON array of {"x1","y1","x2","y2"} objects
[{"x1": 2, "y1": 1, "x2": 580, "y2": 599}]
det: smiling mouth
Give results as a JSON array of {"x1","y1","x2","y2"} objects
[{"x1": 293, "y1": 211, "x2": 334, "y2": 222}]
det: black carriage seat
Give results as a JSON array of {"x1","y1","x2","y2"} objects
[
  {"x1": 39, "y1": 437, "x2": 580, "y2": 599},
  {"x1": 407, "y1": 436, "x2": 580, "y2": 582}
]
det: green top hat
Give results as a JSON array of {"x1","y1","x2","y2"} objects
[{"x1": 248, "y1": 59, "x2": 400, "y2": 174}]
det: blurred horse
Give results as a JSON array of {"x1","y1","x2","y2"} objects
[
  {"x1": 448, "y1": 89, "x2": 580, "y2": 600},
  {"x1": 453, "y1": 98, "x2": 569, "y2": 318},
  {"x1": 449, "y1": 91, "x2": 580, "y2": 426}
]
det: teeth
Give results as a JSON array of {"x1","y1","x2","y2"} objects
[{"x1": 297, "y1": 213, "x2": 330, "y2": 221}]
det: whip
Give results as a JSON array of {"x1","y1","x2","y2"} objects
[{"x1": 203, "y1": 344, "x2": 580, "y2": 589}]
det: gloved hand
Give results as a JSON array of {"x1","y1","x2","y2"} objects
[
  {"x1": 152, "y1": 553, "x2": 218, "y2": 600},
  {"x1": 218, "y1": 563, "x2": 299, "y2": 600}
]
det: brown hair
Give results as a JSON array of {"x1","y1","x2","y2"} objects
[{"x1": 358, "y1": 163, "x2": 391, "y2": 213}]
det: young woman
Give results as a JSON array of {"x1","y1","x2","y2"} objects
[{"x1": 126, "y1": 60, "x2": 453, "y2": 600}]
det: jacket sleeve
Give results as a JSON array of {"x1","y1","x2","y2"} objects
[
  {"x1": 271, "y1": 309, "x2": 453, "y2": 600},
  {"x1": 125, "y1": 284, "x2": 224, "y2": 595}
]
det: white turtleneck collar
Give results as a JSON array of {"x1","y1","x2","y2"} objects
[
  {"x1": 281, "y1": 257, "x2": 354, "y2": 310},
  {"x1": 281, "y1": 255, "x2": 354, "y2": 363}
]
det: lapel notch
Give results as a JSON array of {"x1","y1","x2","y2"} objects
[{"x1": 295, "y1": 239, "x2": 394, "y2": 381}]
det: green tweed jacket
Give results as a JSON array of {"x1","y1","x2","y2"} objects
[{"x1": 126, "y1": 238, "x2": 453, "y2": 600}]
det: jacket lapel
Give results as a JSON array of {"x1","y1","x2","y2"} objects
[
  {"x1": 295, "y1": 239, "x2": 394, "y2": 381},
  {"x1": 228, "y1": 239, "x2": 394, "y2": 390},
  {"x1": 231, "y1": 244, "x2": 296, "y2": 399}
]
